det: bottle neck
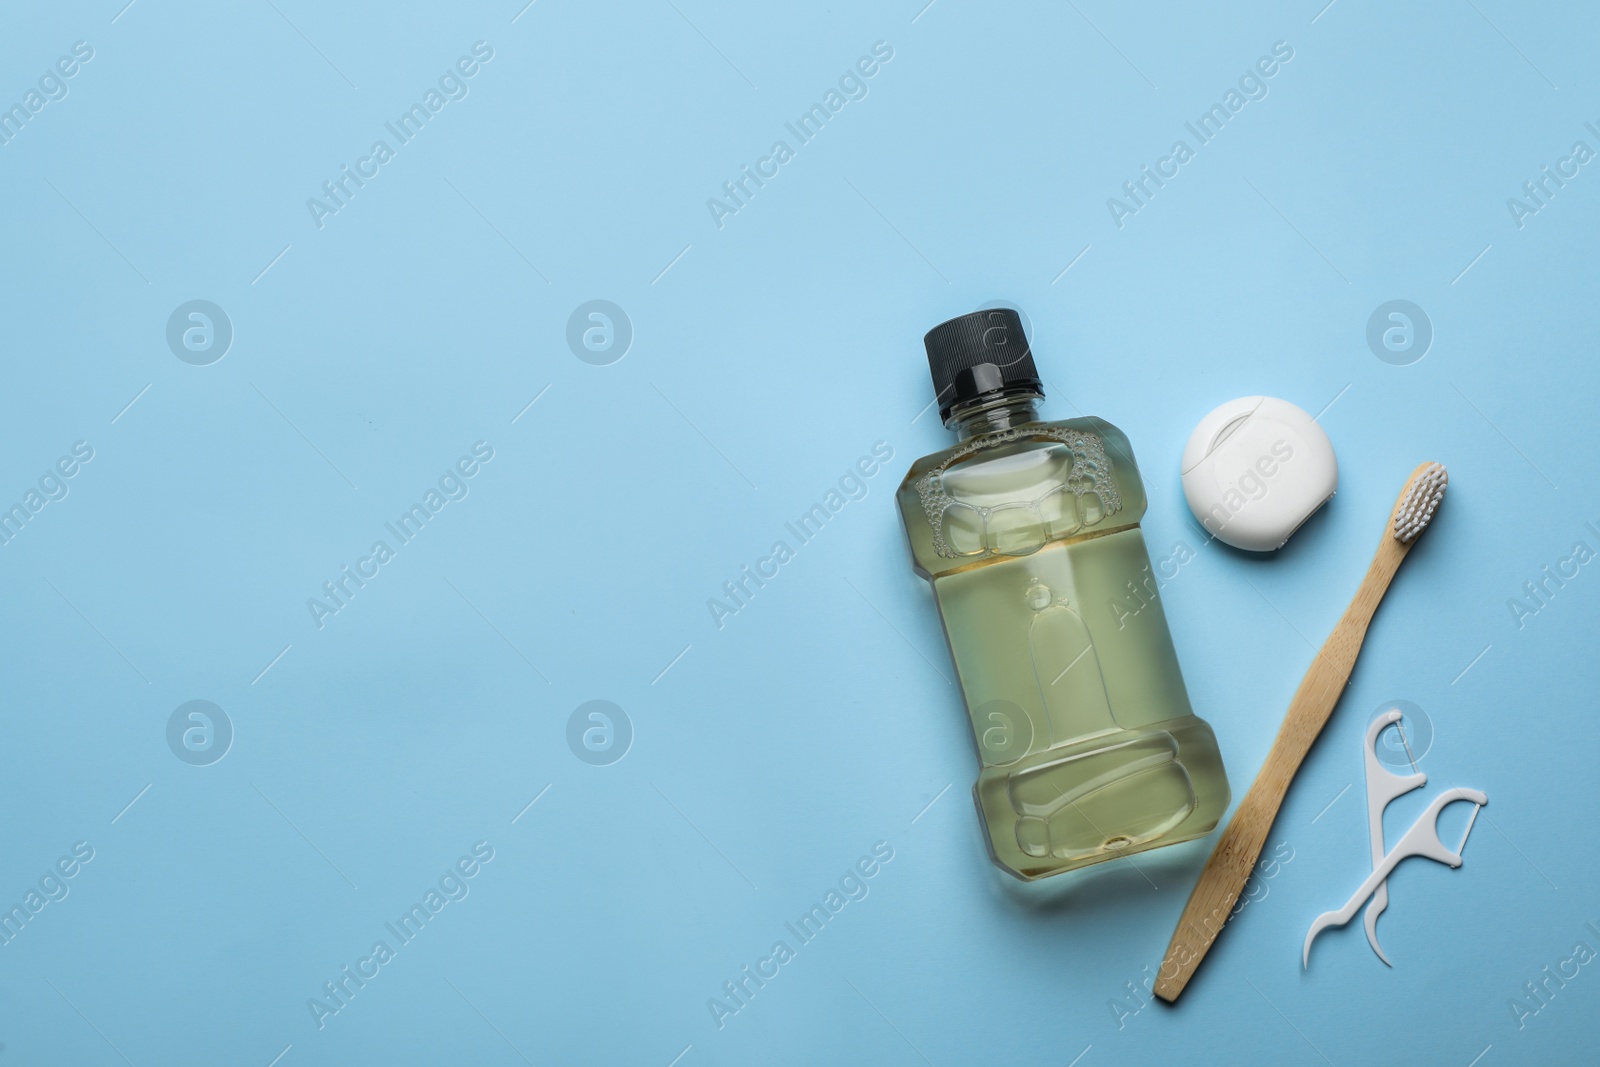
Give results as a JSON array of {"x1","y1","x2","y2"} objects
[{"x1": 947, "y1": 390, "x2": 1043, "y2": 440}]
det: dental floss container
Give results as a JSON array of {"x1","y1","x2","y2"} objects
[{"x1": 1180, "y1": 396, "x2": 1337, "y2": 552}]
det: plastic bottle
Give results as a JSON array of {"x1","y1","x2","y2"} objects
[{"x1": 896, "y1": 309, "x2": 1229, "y2": 880}]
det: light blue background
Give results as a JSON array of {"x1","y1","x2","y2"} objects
[{"x1": 1, "y1": 1, "x2": 1595, "y2": 1064}]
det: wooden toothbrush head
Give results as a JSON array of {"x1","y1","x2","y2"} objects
[{"x1": 1390, "y1": 461, "x2": 1448, "y2": 546}]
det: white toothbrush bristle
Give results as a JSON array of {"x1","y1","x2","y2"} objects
[{"x1": 1393, "y1": 462, "x2": 1447, "y2": 543}]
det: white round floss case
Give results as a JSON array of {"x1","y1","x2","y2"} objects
[{"x1": 1180, "y1": 396, "x2": 1338, "y2": 552}]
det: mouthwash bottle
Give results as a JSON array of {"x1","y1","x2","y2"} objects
[{"x1": 896, "y1": 309, "x2": 1229, "y2": 880}]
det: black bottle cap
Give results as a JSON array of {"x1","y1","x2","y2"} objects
[{"x1": 923, "y1": 308, "x2": 1044, "y2": 421}]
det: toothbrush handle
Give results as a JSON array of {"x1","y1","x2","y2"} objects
[{"x1": 1151, "y1": 534, "x2": 1410, "y2": 1003}]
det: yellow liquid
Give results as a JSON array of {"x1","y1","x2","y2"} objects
[{"x1": 898, "y1": 416, "x2": 1229, "y2": 880}]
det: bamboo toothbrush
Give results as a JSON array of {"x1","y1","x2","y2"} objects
[{"x1": 1152, "y1": 461, "x2": 1449, "y2": 1003}]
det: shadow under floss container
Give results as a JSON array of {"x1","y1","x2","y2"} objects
[{"x1": 896, "y1": 310, "x2": 1230, "y2": 880}]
